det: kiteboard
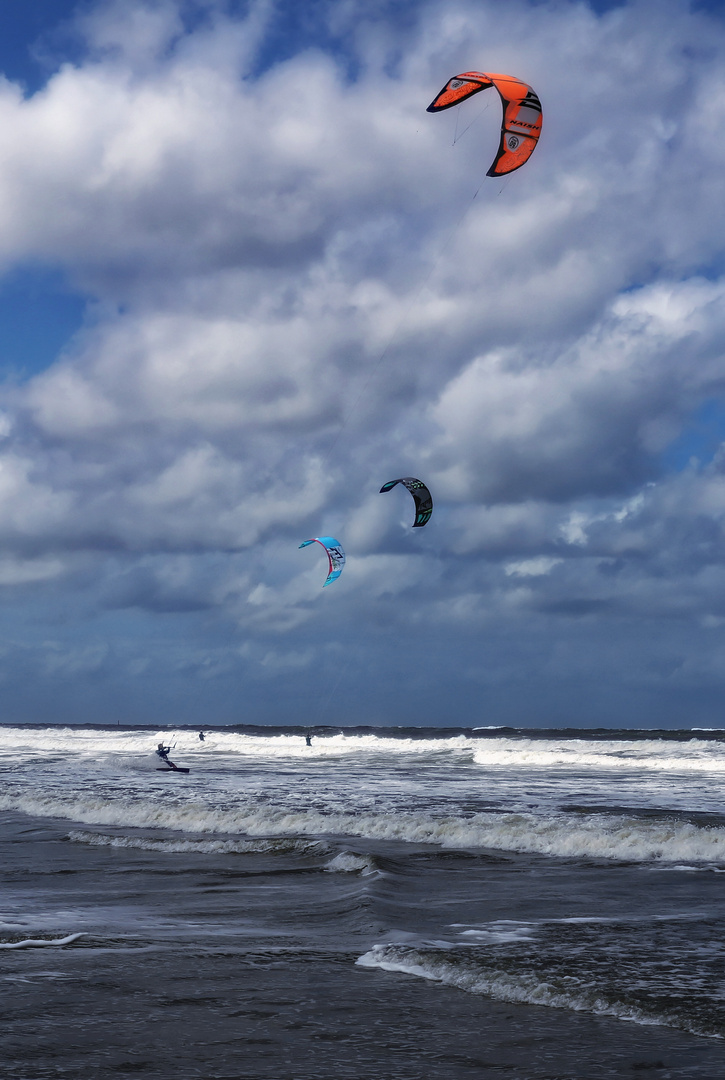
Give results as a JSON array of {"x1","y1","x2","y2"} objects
[{"x1": 156, "y1": 767, "x2": 190, "y2": 774}]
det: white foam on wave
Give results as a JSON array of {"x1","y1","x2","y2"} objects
[
  {"x1": 67, "y1": 830, "x2": 324, "y2": 856},
  {"x1": 0, "y1": 933, "x2": 85, "y2": 950},
  {"x1": 4, "y1": 792, "x2": 725, "y2": 864},
  {"x1": 457, "y1": 925, "x2": 536, "y2": 944},
  {"x1": 472, "y1": 738, "x2": 725, "y2": 774},
  {"x1": 3, "y1": 726, "x2": 725, "y2": 779},
  {"x1": 3, "y1": 724, "x2": 725, "y2": 792},
  {"x1": 649, "y1": 864, "x2": 725, "y2": 873},
  {"x1": 355, "y1": 944, "x2": 718, "y2": 1038},
  {"x1": 0, "y1": 725, "x2": 475, "y2": 762},
  {"x1": 324, "y1": 852, "x2": 379, "y2": 876}
]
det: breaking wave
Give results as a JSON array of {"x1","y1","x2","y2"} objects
[
  {"x1": 4, "y1": 726, "x2": 724, "y2": 774},
  {"x1": 356, "y1": 943, "x2": 724, "y2": 1039},
  {"x1": 324, "y1": 851, "x2": 379, "y2": 876},
  {"x1": 3, "y1": 792, "x2": 725, "y2": 864},
  {"x1": 67, "y1": 830, "x2": 326, "y2": 856}
]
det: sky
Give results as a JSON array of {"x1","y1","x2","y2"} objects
[{"x1": 0, "y1": 0, "x2": 724, "y2": 728}]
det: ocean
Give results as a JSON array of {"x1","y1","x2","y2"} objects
[{"x1": 2, "y1": 723, "x2": 725, "y2": 1079}]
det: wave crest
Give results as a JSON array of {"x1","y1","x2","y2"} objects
[{"x1": 3, "y1": 792, "x2": 725, "y2": 864}]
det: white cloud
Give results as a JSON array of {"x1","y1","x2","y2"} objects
[
  {"x1": 505, "y1": 557, "x2": 563, "y2": 578},
  {"x1": 0, "y1": 556, "x2": 65, "y2": 585},
  {"x1": 0, "y1": 0, "x2": 723, "y2": 723}
]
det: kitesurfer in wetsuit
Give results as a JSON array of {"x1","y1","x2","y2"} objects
[
  {"x1": 156, "y1": 743, "x2": 179, "y2": 770},
  {"x1": 198, "y1": 731, "x2": 205, "y2": 742},
  {"x1": 305, "y1": 733, "x2": 312, "y2": 746}
]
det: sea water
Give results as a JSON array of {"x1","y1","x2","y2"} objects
[{"x1": 1, "y1": 723, "x2": 725, "y2": 1079}]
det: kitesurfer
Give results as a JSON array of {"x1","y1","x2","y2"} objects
[
  {"x1": 198, "y1": 731, "x2": 205, "y2": 742},
  {"x1": 305, "y1": 733, "x2": 312, "y2": 746},
  {"x1": 156, "y1": 743, "x2": 179, "y2": 770}
]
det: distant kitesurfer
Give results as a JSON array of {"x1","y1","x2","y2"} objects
[
  {"x1": 156, "y1": 743, "x2": 179, "y2": 770},
  {"x1": 198, "y1": 731, "x2": 205, "y2": 742},
  {"x1": 305, "y1": 733, "x2": 312, "y2": 746}
]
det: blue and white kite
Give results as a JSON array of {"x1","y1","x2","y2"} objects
[{"x1": 299, "y1": 536, "x2": 346, "y2": 587}]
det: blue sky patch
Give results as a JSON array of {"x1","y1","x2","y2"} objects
[
  {"x1": 0, "y1": 1, "x2": 80, "y2": 94},
  {"x1": 0, "y1": 267, "x2": 87, "y2": 380},
  {"x1": 661, "y1": 398, "x2": 725, "y2": 472}
]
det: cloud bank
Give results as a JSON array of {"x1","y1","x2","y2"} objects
[{"x1": 0, "y1": 0, "x2": 724, "y2": 726}]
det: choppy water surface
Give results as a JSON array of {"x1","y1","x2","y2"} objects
[{"x1": 2, "y1": 723, "x2": 725, "y2": 1079}]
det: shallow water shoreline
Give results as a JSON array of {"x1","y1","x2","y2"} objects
[
  {"x1": 2, "y1": 809, "x2": 725, "y2": 1079},
  {"x1": 3, "y1": 725, "x2": 725, "y2": 1076}
]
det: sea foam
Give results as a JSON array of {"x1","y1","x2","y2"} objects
[
  {"x1": 0, "y1": 933, "x2": 85, "y2": 950},
  {"x1": 356, "y1": 943, "x2": 722, "y2": 1038},
  {"x1": 67, "y1": 830, "x2": 325, "y2": 856},
  {"x1": 3, "y1": 792, "x2": 725, "y2": 864},
  {"x1": 324, "y1": 851, "x2": 379, "y2": 876}
]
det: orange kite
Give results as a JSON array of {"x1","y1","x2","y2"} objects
[{"x1": 427, "y1": 71, "x2": 542, "y2": 176}]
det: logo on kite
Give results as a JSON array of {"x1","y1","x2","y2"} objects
[
  {"x1": 299, "y1": 537, "x2": 346, "y2": 587},
  {"x1": 379, "y1": 478, "x2": 433, "y2": 528},
  {"x1": 427, "y1": 70, "x2": 542, "y2": 177}
]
